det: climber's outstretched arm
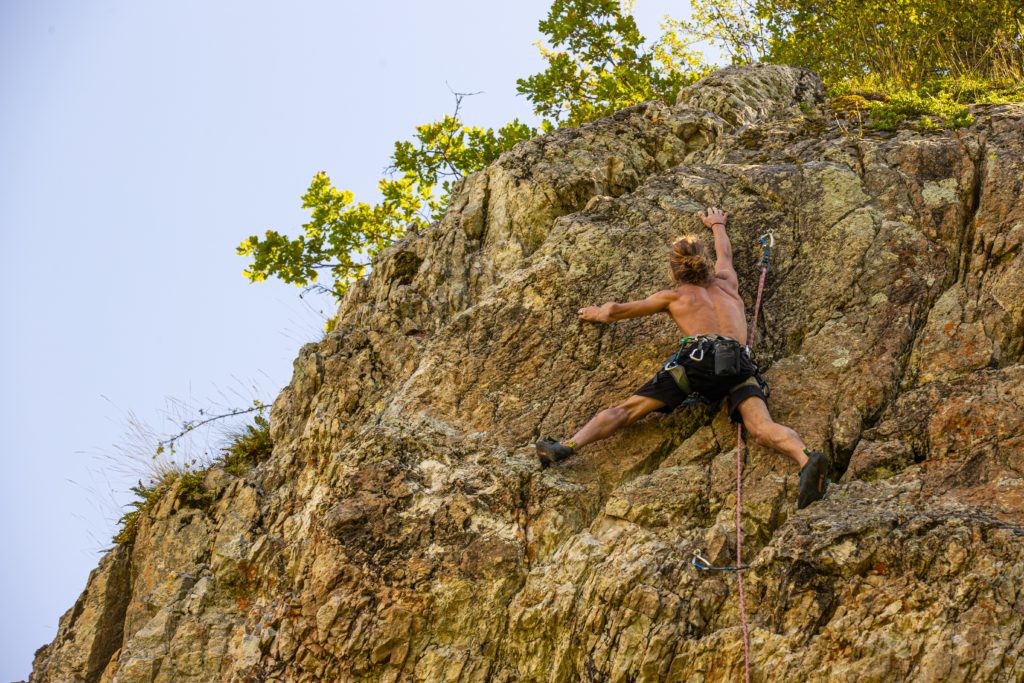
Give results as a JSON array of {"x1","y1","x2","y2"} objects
[
  {"x1": 700, "y1": 206, "x2": 733, "y2": 267},
  {"x1": 578, "y1": 290, "x2": 676, "y2": 323},
  {"x1": 700, "y1": 206, "x2": 738, "y2": 289}
]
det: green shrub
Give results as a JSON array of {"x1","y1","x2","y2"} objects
[
  {"x1": 865, "y1": 89, "x2": 972, "y2": 131},
  {"x1": 764, "y1": 0, "x2": 1023, "y2": 89},
  {"x1": 921, "y1": 76, "x2": 1024, "y2": 105},
  {"x1": 177, "y1": 469, "x2": 214, "y2": 507},
  {"x1": 829, "y1": 71, "x2": 1024, "y2": 131},
  {"x1": 113, "y1": 476, "x2": 172, "y2": 547},
  {"x1": 215, "y1": 415, "x2": 273, "y2": 476},
  {"x1": 112, "y1": 416, "x2": 271, "y2": 548},
  {"x1": 112, "y1": 469, "x2": 212, "y2": 548}
]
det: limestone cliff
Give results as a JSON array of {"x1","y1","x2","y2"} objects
[{"x1": 30, "y1": 65, "x2": 1024, "y2": 682}]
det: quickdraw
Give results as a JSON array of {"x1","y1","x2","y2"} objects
[
  {"x1": 692, "y1": 551, "x2": 752, "y2": 572},
  {"x1": 760, "y1": 230, "x2": 775, "y2": 269}
]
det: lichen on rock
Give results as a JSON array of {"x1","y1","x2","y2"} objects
[{"x1": 31, "y1": 65, "x2": 1024, "y2": 682}]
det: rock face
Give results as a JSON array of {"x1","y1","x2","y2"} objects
[{"x1": 31, "y1": 65, "x2": 1024, "y2": 682}]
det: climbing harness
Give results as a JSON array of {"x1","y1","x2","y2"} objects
[
  {"x1": 691, "y1": 231, "x2": 774, "y2": 683},
  {"x1": 663, "y1": 335, "x2": 711, "y2": 406}
]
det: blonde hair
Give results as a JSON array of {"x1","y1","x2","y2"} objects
[{"x1": 669, "y1": 236, "x2": 712, "y2": 285}]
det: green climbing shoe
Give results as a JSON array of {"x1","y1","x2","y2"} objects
[
  {"x1": 536, "y1": 437, "x2": 575, "y2": 468},
  {"x1": 797, "y1": 450, "x2": 829, "y2": 509}
]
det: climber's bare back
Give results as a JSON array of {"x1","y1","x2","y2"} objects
[
  {"x1": 576, "y1": 206, "x2": 749, "y2": 343},
  {"x1": 661, "y1": 275, "x2": 748, "y2": 343}
]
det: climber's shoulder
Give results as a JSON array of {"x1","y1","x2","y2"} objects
[
  {"x1": 635, "y1": 289, "x2": 680, "y2": 313},
  {"x1": 649, "y1": 288, "x2": 680, "y2": 302},
  {"x1": 711, "y1": 267, "x2": 740, "y2": 292}
]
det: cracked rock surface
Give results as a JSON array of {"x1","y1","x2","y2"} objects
[{"x1": 30, "y1": 65, "x2": 1024, "y2": 682}]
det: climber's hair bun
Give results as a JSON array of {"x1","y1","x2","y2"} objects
[{"x1": 669, "y1": 236, "x2": 713, "y2": 285}]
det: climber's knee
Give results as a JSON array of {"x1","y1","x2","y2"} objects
[
  {"x1": 737, "y1": 396, "x2": 775, "y2": 444},
  {"x1": 601, "y1": 405, "x2": 630, "y2": 428},
  {"x1": 617, "y1": 394, "x2": 664, "y2": 425}
]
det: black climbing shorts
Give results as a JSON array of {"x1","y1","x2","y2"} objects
[{"x1": 632, "y1": 336, "x2": 769, "y2": 424}]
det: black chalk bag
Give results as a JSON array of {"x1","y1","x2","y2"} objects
[{"x1": 713, "y1": 338, "x2": 744, "y2": 376}]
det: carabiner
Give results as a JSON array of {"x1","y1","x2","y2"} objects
[
  {"x1": 758, "y1": 231, "x2": 775, "y2": 268},
  {"x1": 692, "y1": 551, "x2": 714, "y2": 570}
]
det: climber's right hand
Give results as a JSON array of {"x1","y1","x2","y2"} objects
[{"x1": 699, "y1": 206, "x2": 728, "y2": 229}]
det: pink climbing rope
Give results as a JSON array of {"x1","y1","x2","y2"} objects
[
  {"x1": 748, "y1": 253, "x2": 769, "y2": 349},
  {"x1": 735, "y1": 235, "x2": 772, "y2": 683},
  {"x1": 736, "y1": 423, "x2": 750, "y2": 683}
]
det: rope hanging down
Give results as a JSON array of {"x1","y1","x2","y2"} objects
[
  {"x1": 692, "y1": 231, "x2": 774, "y2": 683},
  {"x1": 738, "y1": 231, "x2": 773, "y2": 683}
]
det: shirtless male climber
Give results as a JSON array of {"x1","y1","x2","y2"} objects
[{"x1": 535, "y1": 207, "x2": 829, "y2": 509}]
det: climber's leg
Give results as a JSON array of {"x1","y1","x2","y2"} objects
[
  {"x1": 536, "y1": 394, "x2": 665, "y2": 467},
  {"x1": 734, "y1": 396, "x2": 808, "y2": 467},
  {"x1": 537, "y1": 364, "x2": 687, "y2": 467},
  {"x1": 735, "y1": 395, "x2": 829, "y2": 508},
  {"x1": 567, "y1": 394, "x2": 666, "y2": 449}
]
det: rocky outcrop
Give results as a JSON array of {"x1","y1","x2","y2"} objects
[{"x1": 31, "y1": 65, "x2": 1024, "y2": 682}]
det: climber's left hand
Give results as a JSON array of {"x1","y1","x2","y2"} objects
[{"x1": 578, "y1": 304, "x2": 613, "y2": 323}]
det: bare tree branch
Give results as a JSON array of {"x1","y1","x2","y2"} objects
[{"x1": 157, "y1": 403, "x2": 269, "y2": 452}]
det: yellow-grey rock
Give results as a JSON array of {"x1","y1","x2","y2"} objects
[{"x1": 30, "y1": 66, "x2": 1024, "y2": 682}]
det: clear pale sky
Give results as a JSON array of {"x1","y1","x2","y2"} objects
[{"x1": 0, "y1": 1, "x2": 717, "y2": 678}]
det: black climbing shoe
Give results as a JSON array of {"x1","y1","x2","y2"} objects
[
  {"x1": 536, "y1": 437, "x2": 576, "y2": 468},
  {"x1": 797, "y1": 450, "x2": 829, "y2": 509}
]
